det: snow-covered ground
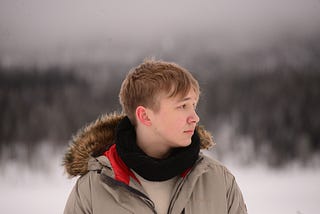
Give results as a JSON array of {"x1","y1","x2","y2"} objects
[
  {"x1": 229, "y1": 164, "x2": 320, "y2": 214},
  {"x1": 0, "y1": 149, "x2": 75, "y2": 214},
  {"x1": 1, "y1": 149, "x2": 320, "y2": 214}
]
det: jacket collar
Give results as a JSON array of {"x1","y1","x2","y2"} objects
[
  {"x1": 87, "y1": 149, "x2": 212, "y2": 214},
  {"x1": 95, "y1": 151, "x2": 212, "y2": 214},
  {"x1": 63, "y1": 113, "x2": 214, "y2": 177}
]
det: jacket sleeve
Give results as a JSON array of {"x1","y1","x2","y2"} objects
[
  {"x1": 225, "y1": 172, "x2": 248, "y2": 214},
  {"x1": 64, "y1": 176, "x2": 93, "y2": 214}
]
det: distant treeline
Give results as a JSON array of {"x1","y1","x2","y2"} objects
[
  {"x1": 0, "y1": 67, "x2": 120, "y2": 150},
  {"x1": 1, "y1": 65, "x2": 319, "y2": 166},
  {"x1": 205, "y1": 68, "x2": 320, "y2": 166}
]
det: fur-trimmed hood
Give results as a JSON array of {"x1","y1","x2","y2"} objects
[{"x1": 63, "y1": 113, "x2": 215, "y2": 177}]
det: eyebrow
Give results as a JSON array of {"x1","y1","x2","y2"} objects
[
  {"x1": 178, "y1": 96, "x2": 198, "y2": 103},
  {"x1": 180, "y1": 97, "x2": 191, "y2": 102}
]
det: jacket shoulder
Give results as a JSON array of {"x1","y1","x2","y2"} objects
[
  {"x1": 200, "y1": 154, "x2": 232, "y2": 173},
  {"x1": 198, "y1": 154, "x2": 237, "y2": 185},
  {"x1": 195, "y1": 154, "x2": 248, "y2": 213}
]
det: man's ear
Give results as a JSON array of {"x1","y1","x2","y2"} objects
[{"x1": 136, "y1": 106, "x2": 152, "y2": 126}]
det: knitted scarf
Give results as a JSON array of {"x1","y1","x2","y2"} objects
[{"x1": 116, "y1": 116, "x2": 200, "y2": 181}]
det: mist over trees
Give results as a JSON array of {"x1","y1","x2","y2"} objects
[{"x1": 1, "y1": 39, "x2": 320, "y2": 167}]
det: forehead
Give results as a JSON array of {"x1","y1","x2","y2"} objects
[{"x1": 158, "y1": 89, "x2": 199, "y2": 104}]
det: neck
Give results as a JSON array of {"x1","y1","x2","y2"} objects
[{"x1": 135, "y1": 125, "x2": 171, "y2": 159}]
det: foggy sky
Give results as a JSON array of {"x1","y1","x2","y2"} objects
[{"x1": 1, "y1": 0, "x2": 320, "y2": 67}]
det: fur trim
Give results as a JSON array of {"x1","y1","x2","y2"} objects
[
  {"x1": 196, "y1": 125, "x2": 215, "y2": 150},
  {"x1": 63, "y1": 113, "x2": 125, "y2": 177},
  {"x1": 63, "y1": 113, "x2": 215, "y2": 177}
]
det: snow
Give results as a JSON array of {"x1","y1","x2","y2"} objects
[
  {"x1": 229, "y1": 164, "x2": 320, "y2": 214},
  {"x1": 1, "y1": 151, "x2": 320, "y2": 214},
  {"x1": 0, "y1": 151, "x2": 75, "y2": 214}
]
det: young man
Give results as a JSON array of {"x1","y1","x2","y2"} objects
[{"x1": 63, "y1": 59, "x2": 247, "y2": 214}]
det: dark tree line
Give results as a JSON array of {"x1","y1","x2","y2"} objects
[
  {"x1": 205, "y1": 67, "x2": 320, "y2": 166},
  {"x1": 1, "y1": 63, "x2": 319, "y2": 166},
  {"x1": 0, "y1": 67, "x2": 120, "y2": 158}
]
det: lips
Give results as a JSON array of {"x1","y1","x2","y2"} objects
[{"x1": 184, "y1": 130, "x2": 194, "y2": 134}]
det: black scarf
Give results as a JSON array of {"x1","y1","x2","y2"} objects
[{"x1": 115, "y1": 116, "x2": 200, "y2": 181}]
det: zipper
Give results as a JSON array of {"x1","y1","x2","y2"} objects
[
  {"x1": 167, "y1": 176, "x2": 186, "y2": 213},
  {"x1": 124, "y1": 183, "x2": 157, "y2": 214},
  {"x1": 167, "y1": 156, "x2": 204, "y2": 213},
  {"x1": 100, "y1": 173, "x2": 157, "y2": 213}
]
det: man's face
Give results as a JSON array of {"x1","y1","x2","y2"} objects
[{"x1": 148, "y1": 89, "x2": 200, "y2": 149}]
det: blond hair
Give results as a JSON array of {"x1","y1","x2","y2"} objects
[{"x1": 119, "y1": 59, "x2": 200, "y2": 125}]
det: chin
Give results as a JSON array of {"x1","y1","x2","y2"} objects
[
  {"x1": 172, "y1": 138, "x2": 192, "y2": 148},
  {"x1": 180, "y1": 140, "x2": 192, "y2": 147}
]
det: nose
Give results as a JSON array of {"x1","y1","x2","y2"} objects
[{"x1": 187, "y1": 110, "x2": 200, "y2": 124}]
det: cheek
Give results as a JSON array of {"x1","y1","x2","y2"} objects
[
  {"x1": 158, "y1": 111, "x2": 187, "y2": 131},
  {"x1": 168, "y1": 117, "x2": 186, "y2": 130}
]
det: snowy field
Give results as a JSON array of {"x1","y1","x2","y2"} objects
[
  {"x1": 229, "y1": 164, "x2": 320, "y2": 214},
  {"x1": 1, "y1": 148, "x2": 320, "y2": 214}
]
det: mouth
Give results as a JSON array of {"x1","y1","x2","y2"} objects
[{"x1": 184, "y1": 130, "x2": 194, "y2": 135}]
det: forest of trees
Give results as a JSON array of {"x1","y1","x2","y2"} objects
[
  {"x1": 0, "y1": 61, "x2": 319, "y2": 166},
  {"x1": 205, "y1": 69, "x2": 320, "y2": 166}
]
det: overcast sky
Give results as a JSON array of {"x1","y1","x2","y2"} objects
[{"x1": 1, "y1": 0, "x2": 320, "y2": 67}]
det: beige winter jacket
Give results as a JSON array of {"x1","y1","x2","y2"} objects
[{"x1": 63, "y1": 113, "x2": 247, "y2": 214}]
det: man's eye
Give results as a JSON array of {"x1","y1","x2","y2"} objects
[{"x1": 178, "y1": 104, "x2": 187, "y2": 109}]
